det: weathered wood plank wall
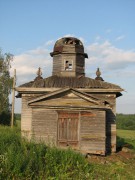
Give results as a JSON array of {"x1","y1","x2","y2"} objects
[
  {"x1": 53, "y1": 54, "x2": 62, "y2": 75},
  {"x1": 21, "y1": 95, "x2": 32, "y2": 139},
  {"x1": 21, "y1": 94, "x2": 42, "y2": 139},
  {"x1": 32, "y1": 109, "x2": 58, "y2": 145},
  {"x1": 76, "y1": 55, "x2": 85, "y2": 74},
  {"x1": 80, "y1": 110, "x2": 106, "y2": 155},
  {"x1": 21, "y1": 90, "x2": 117, "y2": 154},
  {"x1": 87, "y1": 93, "x2": 116, "y2": 153}
]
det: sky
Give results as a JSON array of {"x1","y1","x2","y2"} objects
[{"x1": 0, "y1": 0, "x2": 135, "y2": 114}]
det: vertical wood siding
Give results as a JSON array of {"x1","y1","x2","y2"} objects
[{"x1": 57, "y1": 111, "x2": 79, "y2": 149}]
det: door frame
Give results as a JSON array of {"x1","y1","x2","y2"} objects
[{"x1": 57, "y1": 111, "x2": 80, "y2": 149}]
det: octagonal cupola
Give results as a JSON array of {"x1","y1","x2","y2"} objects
[{"x1": 50, "y1": 37, "x2": 88, "y2": 77}]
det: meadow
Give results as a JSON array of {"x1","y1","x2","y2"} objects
[{"x1": 0, "y1": 114, "x2": 135, "y2": 179}]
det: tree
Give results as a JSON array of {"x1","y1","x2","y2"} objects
[{"x1": 0, "y1": 49, "x2": 13, "y2": 125}]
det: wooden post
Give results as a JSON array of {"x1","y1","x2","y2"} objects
[{"x1": 11, "y1": 69, "x2": 16, "y2": 128}]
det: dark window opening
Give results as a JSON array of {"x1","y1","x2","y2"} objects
[{"x1": 65, "y1": 61, "x2": 73, "y2": 70}]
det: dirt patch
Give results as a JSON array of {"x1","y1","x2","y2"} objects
[{"x1": 87, "y1": 150, "x2": 135, "y2": 164}]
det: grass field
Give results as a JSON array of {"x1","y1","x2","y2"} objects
[
  {"x1": 16, "y1": 119, "x2": 21, "y2": 129},
  {"x1": 117, "y1": 129, "x2": 135, "y2": 150},
  {"x1": 117, "y1": 129, "x2": 135, "y2": 139},
  {"x1": 0, "y1": 125, "x2": 135, "y2": 179},
  {"x1": 88, "y1": 129, "x2": 135, "y2": 179}
]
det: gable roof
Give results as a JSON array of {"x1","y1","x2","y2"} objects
[
  {"x1": 28, "y1": 88, "x2": 107, "y2": 107},
  {"x1": 20, "y1": 75, "x2": 123, "y2": 90}
]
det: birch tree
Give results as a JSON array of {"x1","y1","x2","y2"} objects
[{"x1": 0, "y1": 50, "x2": 13, "y2": 124}]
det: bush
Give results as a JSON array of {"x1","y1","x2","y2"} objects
[{"x1": 0, "y1": 111, "x2": 11, "y2": 125}]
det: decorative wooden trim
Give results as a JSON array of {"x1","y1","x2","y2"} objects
[
  {"x1": 15, "y1": 87, "x2": 123, "y2": 93},
  {"x1": 27, "y1": 88, "x2": 103, "y2": 105},
  {"x1": 29, "y1": 105, "x2": 110, "y2": 110}
]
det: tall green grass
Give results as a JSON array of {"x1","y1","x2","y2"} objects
[
  {"x1": 0, "y1": 126, "x2": 91, "y2": 179},
  {"x1": 117, "y1": 129, "x2": 135, "y2": 150},
  {"x1": 1, "y1": 126, "x2": 135, "y2": 179}
]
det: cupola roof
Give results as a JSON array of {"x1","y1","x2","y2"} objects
[{"x1": 50, "y1": 37, "x2": 88, "y2": 58}]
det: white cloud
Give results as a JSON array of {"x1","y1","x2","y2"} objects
[
  {"x1": 28, "y1": 48, "x2": 50, "y2": 55},
  {"x1": 115, "y1": 35, "x2": 125, "y2": 41},
  {"x1": 10, "y1": 38, "x2": 135, "y2": 87},
  {"x1": 10, "y1": 45, "x2": 52, "y2": 85},
  {"x1": 86, "y1": 40, "x2": 135, "y2": 72}
]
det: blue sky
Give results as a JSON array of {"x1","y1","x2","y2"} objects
[{"x1": 0, "y1": 0, "x2": 135, "y2": 114}]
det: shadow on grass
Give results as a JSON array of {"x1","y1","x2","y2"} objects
[
  {"x1": 116, "y1": 136, "x2": 134, "y2": 152},
  {"x1": 0, "y1": 112, "x2": 11, "y2": 125}
]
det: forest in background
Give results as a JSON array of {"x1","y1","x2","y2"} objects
[{"x1": 116, "y1": 114, "x2": 135, "y2": 130}]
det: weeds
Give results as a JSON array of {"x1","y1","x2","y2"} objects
[
  {"x1": 0, "y1": 126, "x2": 135, "y2": 179},
  {"x1": 0, "y1": 126, "x2": 91, "y2": 179}
]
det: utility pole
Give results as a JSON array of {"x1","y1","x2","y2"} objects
[{"x1": 11, "y1": 69, "x2": 16, "y2": 128}]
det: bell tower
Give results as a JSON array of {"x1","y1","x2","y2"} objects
[{"x1": 50, "y1": 37, "x2": 88, "y2": 77}]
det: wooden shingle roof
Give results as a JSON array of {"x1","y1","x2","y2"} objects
[{"x1": 19, "y1": 75, "x2": 122, "y2": 90}]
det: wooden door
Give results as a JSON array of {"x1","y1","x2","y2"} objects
[{"x1": 58, "y1": 112, "x2": 79, "y2": 149}]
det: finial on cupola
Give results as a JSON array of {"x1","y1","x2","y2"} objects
[
  {"x1": 95, "y1": 68, "x2": 104, "y2": 81},
  {"x1": 37, "y1": 67, "x2": 42, "y2": 77},
  {"x1": 34, "y1": 67, "x2": 43, "y2": 81}
]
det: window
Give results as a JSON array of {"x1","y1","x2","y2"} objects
[
  {"x1": 68, "y1": 64, "x2": 72, "y2": 70},
  {"x1": 65, "y1": 61, "x2": 73, "y2": 71}
]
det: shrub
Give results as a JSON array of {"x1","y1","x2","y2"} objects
[{"x1": 0, "y1": 112, "x2": 11, "y2": 125}]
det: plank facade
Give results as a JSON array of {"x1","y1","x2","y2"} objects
[{"x1": 16, "y1": 37, "x2": 123, "y2": 155}]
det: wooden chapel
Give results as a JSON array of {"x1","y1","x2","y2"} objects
[{"x1": 16, "y1": 37, "x2": 123, "y2": 155}]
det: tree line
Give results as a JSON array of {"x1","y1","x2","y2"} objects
[
  {"x1": 0, "y1": 50, "x2": 13, "y2": 125},
  {"x1": 116, "y1": 114, "x2": 135, "y2": 130}
]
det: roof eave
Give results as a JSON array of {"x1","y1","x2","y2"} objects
[{"x1": 15, "y1": 87, "x2": 123, "y2": 93}]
